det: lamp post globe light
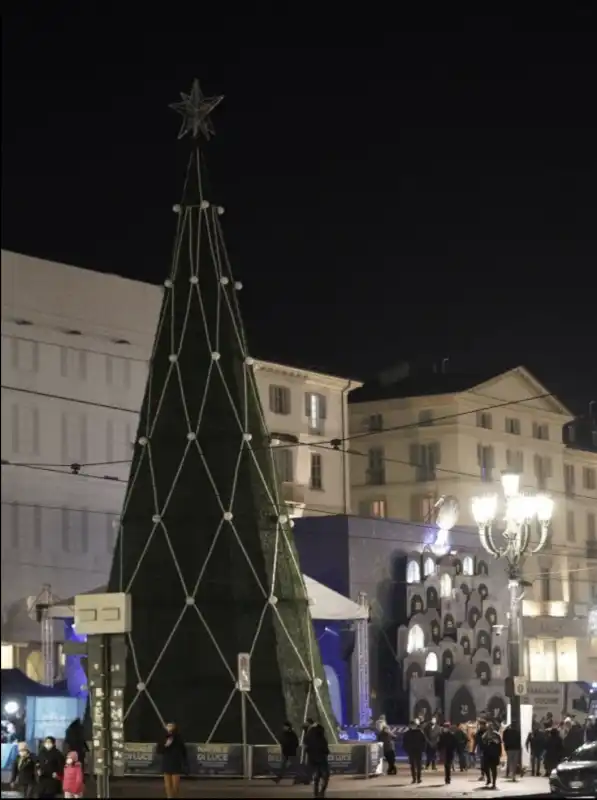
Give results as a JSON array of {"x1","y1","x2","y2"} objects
[{"x1": 471, "y1": 471, "x2": 554, "y2": 734}]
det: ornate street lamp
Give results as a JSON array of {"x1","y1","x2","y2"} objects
[{"x1": 471, "y1": 471, "x2": 554, "y2": 733}]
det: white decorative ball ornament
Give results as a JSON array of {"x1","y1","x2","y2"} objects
[
  {"x1": 220, "y1": 276, "x2": 229, "y2": 286},
  {"x1": 172, "y1": 204, "x2": 181, "y2": 213},
  {"x1": 290, "y1": 519, "x2": 295, "y2": 528},
  {"x1": 234, "y1": 281, "x2": 243, "y2": 291},
  {"x1": 217, "y1": 206, "x2": 225, "y2": 215},
  {"x1": 224, "y1": 511, "x2": 233, "y2": 521},
  {"x1": 136, "y1": 682, "x2": 146, "y2": 691},
  {"x1": 168, "y1": 354, "x2": 178, "y2": 363},
  {"x1": 187, "y1": 432, "x2": 196, "y2": 441},
  {"x1": 152, "y1": 514, "x2": 161, "y2": 524},
  {"x1": 211, "y1": 351, "x2": 221, "y2": 361},
  {"x1": 138, "y1": 436, "x2": 148, "y2": 446},
  {"x1": 190, "y1": 275, "x2": 199, "y2": 285},
  {"x1": 269, "y1": 595, "x2": 278, "y2": 606},
  {"x1": 164, "y1": 279, "x2": 173, "y2": 289},
  {"x1": 245, "y1": 356, "x2": 254, "y2": 366},
  {"x1": 243, "y1": 433, "x2": 252, "y2": 442},
  {"x1": 278, "y1": 514, "x2": 288, "y2": 525},
  {"x1": 314, "y1": 677, "x2": 323, "y2": 689},
  {"x1": 185, "y1": 596, "x2": 195, "y2": 606},
  {"x1": 200, "y1": 200, "x2": 210, "y2": 210}
]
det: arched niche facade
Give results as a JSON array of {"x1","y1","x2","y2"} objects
[
  {"x1": 407, "y1": 624, "x2": 425, "y2": 654},
  {"x1": 492, "y1": 646, "x2": 502, "y2": 665},
  {"x1": 475, "y1": 661, "x2": 491, "y2": 685},
  {"x1": 407, "y1": 559, "x2": 421, "y2": 584},
  {"x1": 450, "y1": 685, "x2": 477, "y2": 725},
  {"x1": 423, "y1": 555, "x2": 436, "y2": 578},
  {"x1": 462, "y1": 555, "x2": 474, "y2": 576},
  {"x1": 425, "y1": 651, "x2": 439, "y2": 673},
  {"x1": 477, "y1": 629, "x2": 491, "y2": 652},
  {"x1": 426, "y1": 585, "x2": 439, "y2": 610},
  {"x1": 477, "y1": 560, "x2": 489, "y2": 576},
  {"x1": 440, "y1": 572, "x2": 453, "y2": 598},
  {"x1": 485, "y1": 606, "x2": 498, "y2": 627}
]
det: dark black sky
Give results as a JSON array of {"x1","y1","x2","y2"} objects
[{"x1": 2, "y1": 7, "x2": 596, "y2": 412}]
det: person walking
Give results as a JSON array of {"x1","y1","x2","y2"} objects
[
  {"x1": 10, "y1": 742, "x2": 37, "y2": 799},
  {"x1": 304, "y1": 723, "x2": 330, "y2": 799},
  {"x1": 62, "y1": 750, "x2": 84, "y2": 799},
  {"x1": 377, "y1": 724, "x2": 397, "y2": 775},
  {"x1": 438, "y1": 722, "x2": 458, "y2": 785},
  {"x1": 156, "y1": 722, "x2": 188, "y2": 799},
  {"x1": 403, "y1": 720, "x2": 425, "y2": 785},
  {"x1": 503, "y1": 721, "x2": 522, "y2": 781},
  {"x1": 274, "y1": 720, "x2": 300, "y2": 784},
  {"x1": 526, "y1": 725, "x2": 546, "y2": 776},
  {"x1": 481, "y1": 724, "x2": 502, "y2": 790},
  {"x1": 544, "y1": 727, "x2": 564, "y2": 776},
  {"x1": 64, "y1": 717, "x2": 89, "y2": 772},
  {"x1": 455, "y1": 724, "x2": 468, "y2": 772},
  {"x1": 37, "y1": 736, "x2": 65, "y2": 799},
  {"x1": 424, "y1": 717, "x2": 440, "y2": 770}
]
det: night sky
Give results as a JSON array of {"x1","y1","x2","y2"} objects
[{"x1": 3, "y1": 7, "x2": 596, "y2": 413}]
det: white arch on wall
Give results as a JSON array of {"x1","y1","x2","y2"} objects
[
  {"x1": 407, "y1": 624, "x2": 425, "y2": 654},
  {"x1": 425, "y1": 651, "x2": 438, "y2": 672},
  {"x1": 407, "y1": 560, "x2": 421, "y2": 584},
  {"x1": 423, "y1": 556, "x2": 435, "y2": 577},
  {"x1": 462, "y1": 556, "x2": 474, "y2": 576}
]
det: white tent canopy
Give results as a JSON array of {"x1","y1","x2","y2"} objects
[
  {"x1": 303, "y1": 575, "x2": 367, "y2": 621},
  {"x1": 49, "y1": 576, "x2": 367, "y2": 622}
]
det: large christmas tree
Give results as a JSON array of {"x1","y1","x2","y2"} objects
[{"x1": 108, "y1": 80, "x2": 335, "y2": 745}]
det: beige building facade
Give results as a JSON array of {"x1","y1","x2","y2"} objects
[
  {"x1": 349, "y1": 366, "x2": 597, "y2": 684},
  {"x1": 1, "y1": 250, "x2": 359, "y2": 670}
]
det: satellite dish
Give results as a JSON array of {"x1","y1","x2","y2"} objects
[{"x1": 436, "y1": 496, "x2": 459, "y2": 531}]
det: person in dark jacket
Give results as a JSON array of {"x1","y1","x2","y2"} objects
[
  {"x1": 64, "y1": 717, "x2": 89, "y2": 771},
  {"x1": 304, "y1": 723, "x2": 330, "y2": 798},
  {"x1": 274, "y1": 721, "x2": 300, "y2": 784},
  {"x1": 481, "y1": 725, "x2": 502, "y2": 790},
  {"x1": 438, "y1": 723, "x2": 458, "y2": 785},
  {"x1": 455, "y1": 724, "x2": 468, "y2": 772},
  {"x1": 585, "y1": 716, "x2": 597, "y2": 743},
  {"x1": 526, "y1": 726, "x2": 546, "y2": 776},
  {"x1": 156, "y1": 722, "x2": 188, "y2": 799},
  {"x1": 377, "y1": 725, "x2": 397, "y2": 775},
  {"x1": 10, "y1": 742, "x2": 37, "y2": 798},
  {"x1": 37, "y1": 736, "x2": 66, "y2": 799},
  {"x1": 544, "y1": 727, "x2": 564, "y2": 776},
  {"x1": 475, "y1": 720, "x2": 488, "y2": 782},
  {"x1": 298, "y1": 718, "x2": 316, "y2": 785},
  {"x1": 403, "y1": 721, "x2": 426, "y2": 784},
  {"x1": 563, "y1": 720, "x2": 584, "y2": 757},
  {"x1": 503, "y1": 722, "x2": 522, "y2": 781}
]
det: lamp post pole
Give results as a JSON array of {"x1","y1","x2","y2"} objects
[{"x1": 471, "y1": 472, "x2": 554, "y2": 735}]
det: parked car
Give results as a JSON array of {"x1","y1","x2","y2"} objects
[{"x1": 549, "y1": 741, "x2": 597, "y2": 797}]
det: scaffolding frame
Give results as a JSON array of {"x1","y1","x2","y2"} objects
[{"x1": 356, "y1": 591, "x2": 371, "y2": 726}]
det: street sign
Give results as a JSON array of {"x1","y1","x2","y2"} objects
[
  {"x1": 514, "y1": 677, "x2": 528, "y2": 696},
  {"x1": 237, "y1": 652, "x2": 251, "y2": 692}
]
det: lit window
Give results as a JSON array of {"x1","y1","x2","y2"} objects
[
  {"x1": 425, "y1": 652, "x2": 438, "y2": 672},
  {"x1": 462, "y1": 556, "x2": 474, "y2": 576},
  {"x1": 407, "y1": 560, "x2": 421, "y2": 584},
  {"x1": 407, "y1": 624, "x2": 425, "y2": 654},
  {"x1": 423, "y1": 556, "x2": 435, "y2": 577},
  {"x1": 305, "y1": 392, "x2": 326, "y2": 435},
  {"x1": 440, "y1": 573, "x2": 453, "y2": 598},
  {"x1": 1, "y1": 644, "x2": 15, "y2": 669},
  {"x1": 370, "y1": 498, "x2": 386, "y2": 518}
]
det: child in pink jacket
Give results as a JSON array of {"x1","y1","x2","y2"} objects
[{"x1": 62, "y1": 750, "x2": 84, "y2": 799}]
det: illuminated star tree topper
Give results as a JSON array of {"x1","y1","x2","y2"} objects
[{"x1": 169, "y1": 78, "x2": 224, "y2": 140}]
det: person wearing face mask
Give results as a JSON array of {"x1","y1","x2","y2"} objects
[
  {"x1": 37, "y1": 736, "x2": 65, "y2": 799},
  {"x1": 156, "y1": 722, "x2": 188, "y2": 799},
  {"x1": 10, "y1": 742, "x2": 37, "y2": 798},
  {"x1": 62, "y1": 750, "x2": 84, "y2": 798}
]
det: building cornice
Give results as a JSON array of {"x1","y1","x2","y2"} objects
[{"x1": 254, "y1": 359, "x2": 363, "y2": 391}]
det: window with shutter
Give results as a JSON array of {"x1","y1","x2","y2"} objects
[
  {"x1": 305, "y1": 392, "x2": 325, "y2": 434},
  {"x1": 273, "y1": 447, "x2": 294, "y2": 482},
  {"x1": 409, "y1": 443, "x2": 420, "y2": 467},
  {"x1": 367, "y1": 447, "x2": 385, "y2": 485},
  {"x1": 61, "y1": 413, "x2": 88, "y2": 465},
  {"x1": 11, "y1": 338, "x2": 39, "y2": 373},
  {"x1": 11, "y1": 405, "x2": 40, "y2": 456},
  {"x1": 310, "y1": 452, "x2": 323, "y2": 490},
  {"x1": 269, "y1": 385, "x2": 291, "y2": 415}
]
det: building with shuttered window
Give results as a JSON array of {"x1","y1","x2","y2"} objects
[
  {"x1": 348, "y1": 364, "x2": 597, "y2": 684},
  {"x1": 0, "y1": 249, "x2": 360, "y2": 670}
]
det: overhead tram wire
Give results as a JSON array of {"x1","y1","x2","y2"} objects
[{"x1": 3, "y1": 460, "x2": 597, "y2": 565}]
